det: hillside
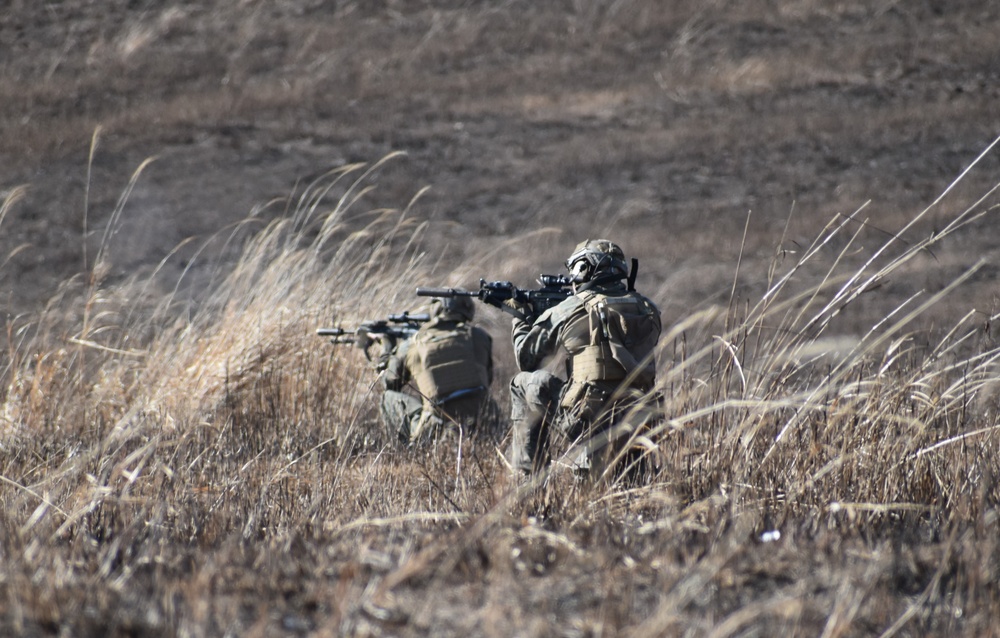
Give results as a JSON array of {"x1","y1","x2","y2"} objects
[{"x1": 3, "y1": 1, "x2": 998, "y2": 320}]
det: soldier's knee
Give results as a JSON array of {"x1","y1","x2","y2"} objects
[{"x1": 510, "y1": 370, "x2": 562, "y2": 404}]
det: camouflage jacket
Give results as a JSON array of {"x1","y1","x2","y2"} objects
[{"x1": 512, "y1": 280, "x2": 660, "y2": 392}]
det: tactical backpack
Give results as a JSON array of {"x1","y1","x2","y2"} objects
[{"x1": 407, "y1": 324, "x2": 489, "y2": 405}]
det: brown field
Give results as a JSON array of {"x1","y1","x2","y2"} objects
[{"x1": 2, "y1": 1, "x2": 1000, "y2": 636}]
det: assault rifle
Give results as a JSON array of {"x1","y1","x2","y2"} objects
[
  {"x1": 317, "y1": 312, "x2": 430, "y2": 359},
  {"x1": 416, "y1": 274, "x2": 572, "y2": 322}
]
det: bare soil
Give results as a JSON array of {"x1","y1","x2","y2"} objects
[{"x1": 3, "y1": 1, "x2": 999, "y2": 323}]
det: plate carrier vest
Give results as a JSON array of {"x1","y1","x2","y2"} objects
[
  {"x1": 408, "y1": 324, "x2": 488, "y2": 405},
  {"x1": 570, "y1": 289, "x2": 660, "y2": 391}
]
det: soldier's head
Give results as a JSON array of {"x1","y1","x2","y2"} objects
[
  {"x1": 565, "y1": 239, "x2": 628, "y2": 284},
  {"x1": 432, "y1": 295, "x2": 476, "y2": 322}
]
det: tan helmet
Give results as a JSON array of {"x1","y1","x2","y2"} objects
[
  {"x1": 432, "y1": 295, "x2": 476, "y2": 321},
  {"x1": 565, "y1": 239, "x2": 628, "y2": 283}
]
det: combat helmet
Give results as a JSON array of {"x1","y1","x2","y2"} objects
[
  {"x1": 432, "y1": 295, "x2": 476, "y2": 322},
  {"x1": 565, "y1": 239, "x2": 628, "y2": 284}
]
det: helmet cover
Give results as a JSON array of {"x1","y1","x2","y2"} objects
[
  {"x1": 565, "y1": 239, "x2": 628, "y2": 283},
  {"x1": 433, "y1": 295, "x2": 476, "y2": 321}
]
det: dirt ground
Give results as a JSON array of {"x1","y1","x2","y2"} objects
[{"x1": 3, "y1": 0, "x2": 999, "y2": 327}]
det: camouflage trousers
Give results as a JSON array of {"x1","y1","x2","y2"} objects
[
  {"x1": 381, "y1": 390, "x2": 494, "y2": 444},
  {"x1": 380, "y1": 390, "x2": 428, "y2": 443},
  {"x1": 507, "y1": 370, "x2": 565, "y2": 474},
  {"x1": 508, "y1": 370, "x2": 661, "y2": 480}
]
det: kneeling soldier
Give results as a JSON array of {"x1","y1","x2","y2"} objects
[
  {"x1": 379, "y1": 296, "x2": 494, "y2": 443},
  {"x1": 508, "y1": 239, "x2": 662, "y2": 478}
]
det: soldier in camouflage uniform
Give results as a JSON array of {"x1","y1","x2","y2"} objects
[
  {"x1": 507, "y1": 239, "x2": 662, "y2": 478},
  {"x1": 379, "y1": 295, "x2": 494, "y2": 443}
]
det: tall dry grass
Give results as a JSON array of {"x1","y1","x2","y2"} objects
[{"x1": 2, "y1": 146, "x2": 1000, "y2": 636}]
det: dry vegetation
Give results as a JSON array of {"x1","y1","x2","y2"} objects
[
  {"x1": 3, "y1": 1, "x2": 1000, "y2": 636},
  {"x1": 3, "y1": 151, "x2": 1000, "y2": 636}
]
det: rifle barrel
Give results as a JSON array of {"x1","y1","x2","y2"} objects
[
  {"x1": 415, "y1": 287, "x2": 477, "y2": 297},
  {"x1": 316, "y1": 328, "x2": 348, "y2": 336},
  {"x1": 388, "y1": 312, "x2": 432, "y2": 323}
]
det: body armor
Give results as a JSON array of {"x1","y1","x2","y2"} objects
[
  {"x1": 560, "y1": 288, "x2": 660, "y2": 413},
  {"x1": 406, "y1": 324, "x2": 490, "y2": 406}
]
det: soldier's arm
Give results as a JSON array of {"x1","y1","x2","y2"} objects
[
  {"x1": 471, "y1": 327, "x2": 494, "y2": 385},
  {"x1": 511, "y1": 295, "x2": 582, "y2": 372},
  {"x1": 381, "y1": 338, "x2": 410, "y2": 391}
]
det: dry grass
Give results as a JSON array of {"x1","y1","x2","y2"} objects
[{"x1": 2, "y1": 148, "x2": 1000, "y2": 636}]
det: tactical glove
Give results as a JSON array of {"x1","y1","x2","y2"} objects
[
  {"x1": 354, "y1": 327, "x2": 373, "y2": 352},
  {"x1": 503, "y1": 298, "x2": 532, "y2": 321}
]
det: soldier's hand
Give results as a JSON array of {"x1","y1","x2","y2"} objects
[
  {"x1": 379, "y1": 335, "x2": 397, "y2": 357},
  {"x1": 355, "y1": 327, "x2": 372, "y2": 351},
  {"x1": 380, "y1": 333, "x2": 396, "y2": 353},
  {"x1": 374, "y1": 338, "x2": 397, "y2": 372},
  {"x1": 503, "y1": 298, "x2": 532, "y2": 319}
]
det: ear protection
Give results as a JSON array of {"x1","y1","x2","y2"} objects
[{"x1": 569, "y1": 258, "x2": 592, "y2": 283}]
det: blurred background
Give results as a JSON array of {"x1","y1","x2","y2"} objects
[{"x1": 2, "y1": 0, "x2": 999, "y2": 332}]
